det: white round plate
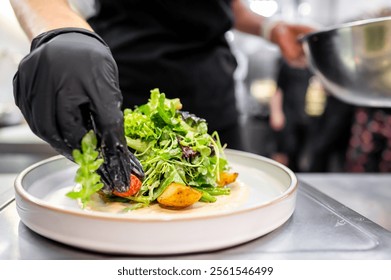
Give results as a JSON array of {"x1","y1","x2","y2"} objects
[{"x1": 14, "y1": 149, "x2": 298, "y2": 255}]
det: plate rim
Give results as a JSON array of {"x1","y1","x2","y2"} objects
[{"x1": 14, "y1": 149, "x2": 298, "y2": 222}]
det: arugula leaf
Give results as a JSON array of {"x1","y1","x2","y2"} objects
[{"x1": 66, "y1": 130, "x2": 104, "y2": 207}]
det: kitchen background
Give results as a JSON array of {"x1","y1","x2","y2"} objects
[{"x1": 1, "y1": 0, "x2": 391, "y2": 174}]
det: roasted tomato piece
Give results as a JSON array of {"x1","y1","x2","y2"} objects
[{"x1": 113, "y1": 174, "x2": 142, "y2": 197}]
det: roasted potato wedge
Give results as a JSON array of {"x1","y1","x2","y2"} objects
[
  {"x1": 157, "y1": 183, "x2": 202, "y2": 209},
  {"x1": 217, "y1": 172, "x2": 238, "y2": 187}
]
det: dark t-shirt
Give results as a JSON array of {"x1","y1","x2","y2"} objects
[{"x1": 88, "y1": 0, "x2": 238, "y2": 132}]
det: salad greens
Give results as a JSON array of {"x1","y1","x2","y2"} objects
[
  {"x1": 123, "y1": 88, "x2": 230, "y2": 205},
  {"x1": 68, "y1": 88, "x2": 232, "y2": 208},
  {"x1": 66, "y1": 130, "x2": 104, "y2": 207}
]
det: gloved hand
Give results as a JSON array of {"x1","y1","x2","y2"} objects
[{"x1": 13, "y1": 28, "x2": 144, "y2": 192}]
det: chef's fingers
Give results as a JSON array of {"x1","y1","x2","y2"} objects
[
  {"x1": 128, "y1": 152, "x2": 144, "y2": 179},
  {"x1": 97, "y1": 131, "x2": 132, "y2": 192},
  {"x1": 84, "y1": 46, "x2": 144, "y2": 189},
  {"x1": 271, "y1": 23, "x2": 313, "y2": 68}
]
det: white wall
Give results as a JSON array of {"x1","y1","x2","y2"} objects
[
  {"x1": 294, "y1": 0, "x2": 391, "y2": 26},
  {"x1": 333, "y1": 0, "x2": 391, "y2": 23}
]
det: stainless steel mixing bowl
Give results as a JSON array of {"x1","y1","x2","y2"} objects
[{"x1": 301, "y1": 16, "x2": 391, "y2": 107}]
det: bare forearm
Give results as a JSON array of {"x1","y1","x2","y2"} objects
[
  {"x1": 10, "y1": 0, "x2": 93, "y2": 41},
  {"x1": 231, "y1": 0, "x2": 314, "y2": 67},
  {"x1": 231, "y1": 0, "x2": 265, "y2": 36}
]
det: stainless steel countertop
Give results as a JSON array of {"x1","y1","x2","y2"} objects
[
  {"x1": 298, "y1": 173, "x2": 391, "y2": 232},
  {"x1": 1, "y1": 173, "x2": 391, "y2": 259}
]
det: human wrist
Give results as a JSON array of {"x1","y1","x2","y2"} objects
[
  {"x1": 260, "y1": 17, "x2": 282, "y2": 41},
  {"x1": 31, "y1": 27, "x2": 107, "y2": 50}
]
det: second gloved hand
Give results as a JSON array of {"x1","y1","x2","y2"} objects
[{"x1": 13, "y1": 28, "x2": 144, "y2": 192}]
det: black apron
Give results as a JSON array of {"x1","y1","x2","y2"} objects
[{"x1": 88, "y1": 0, "x2": 238, "y2": 132}]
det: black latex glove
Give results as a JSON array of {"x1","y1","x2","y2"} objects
[{"x1": 13, "y1": 28, "x2": 144, "y2": 192}]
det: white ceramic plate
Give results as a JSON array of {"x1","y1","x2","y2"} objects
[{"x1": 14, "y1": 149, "x2": 298, "y2": 255}]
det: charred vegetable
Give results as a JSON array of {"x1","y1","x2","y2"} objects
[
  {"x1": 218, "y1": 172, "x2": 239, "y2": 187},
  {"x1": 157, "y1": 183, "x2": 202, "y2": 209}
]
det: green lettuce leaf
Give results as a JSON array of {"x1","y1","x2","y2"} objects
[{"x1": 66, "y1": 130, "x2": 104, "y2": 207}]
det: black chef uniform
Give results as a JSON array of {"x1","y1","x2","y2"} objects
[{"x1": 88, "y1": 0, "x2": 243, "y2": 150}]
